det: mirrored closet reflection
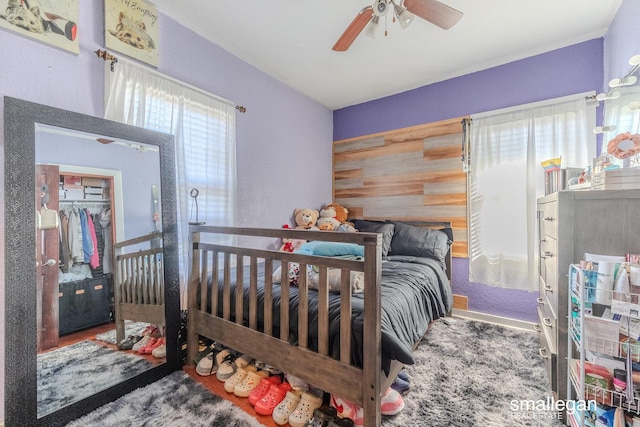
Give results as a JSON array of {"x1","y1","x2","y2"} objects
[{"x1": 35, "y1": 124, "x2": 165, "y2": 417}]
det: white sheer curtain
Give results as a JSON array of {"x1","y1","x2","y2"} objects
[
  {"x1": 104, "y1": 60, "x2": 237, "y2": 301},
  {"x1": 468, "y1": 94, "x2": 595, "y2": 290}
]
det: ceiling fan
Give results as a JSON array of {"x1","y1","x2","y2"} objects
[{"x1": 332, "y1": 0, "x2": 463, "y2": 51}]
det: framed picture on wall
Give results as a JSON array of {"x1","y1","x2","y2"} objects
[
  {"x1": 105, "y1": 0, "x2": 159, "y2": 67},
  {"x1": 0, "y1": 0, "x2": 79, "y2": 54}
]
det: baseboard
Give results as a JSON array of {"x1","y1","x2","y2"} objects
[
  {"x1": 451, "y1": 308, "x2": 536, "y2": 331},
  {"x1": 452, "y1": 294, "x2": 468, "y2": 311}
]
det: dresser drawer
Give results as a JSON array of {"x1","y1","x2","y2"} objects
[
  {"x1": 537, "y1": 304, "x2": 557, "y2": 353},
  {"x1": 537, "y1": 307, "x2": 558, "y2": 392},
  {"x1": 539, "y1": 236, "x2": 558, "y2": 315},
  {"x1": 539, "y1": 202, "x2": 558, "y2": 240}
]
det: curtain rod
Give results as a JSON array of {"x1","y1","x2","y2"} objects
[{"x1": 95, "y1": 49, "x2": 246, "y2": 113}]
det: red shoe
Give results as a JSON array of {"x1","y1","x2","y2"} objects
[
  {"x1": 255, "y1": 383, "x2": 292, "y2": 415},
  {"x1": 138, "y1": 337, "x2": 157, "y2": 354},
  {"x1": 145, "y1": 337, "x2": 164, "y2": 355},
  {"x1": 249, "y1": 375, "x2": 282, "y2": 406}
]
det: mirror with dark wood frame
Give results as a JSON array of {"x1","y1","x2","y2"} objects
[{"x1": 4, "y1": 96, "x2": 182, "y2": 426}]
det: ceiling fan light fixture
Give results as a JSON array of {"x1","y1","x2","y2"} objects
[
  {"x1": 372, "y1": 0, "x2": 389, "y2": 18},
  {"x1": 365, "y1": 15, "x2": 380, "y2": 38},
  {"x1": 392, "y1": 1, "x2": 414, "y2": 29}
]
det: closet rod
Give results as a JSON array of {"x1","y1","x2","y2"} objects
[{"x1": 59, "y1": 200, "x2": 110, "y2": 204}]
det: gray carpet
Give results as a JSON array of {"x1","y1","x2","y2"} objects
[
  {"x1": 65, "y1": 371, "x2": 266, "y2": 427},
  {"x1": 38, "y1": 340, "x2": 153, "y2": 418},
  {"x1": 94, "y1": 321, "x2": 151, "y2": 344},
  {"x1": 381, "y1": 318, "x2": 564, "y2": 427},
  {"x1": 67, "y1": 318, "x2": 561, "y2": 426}
]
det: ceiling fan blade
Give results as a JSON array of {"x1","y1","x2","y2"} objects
[
  {"x1": 332, "y1": 6, "x2": 373, "y2": 52},
  {"x1": 403, "y1": 0, "x2": 463, "y2": 30}
]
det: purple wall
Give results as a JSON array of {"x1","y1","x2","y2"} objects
[
  {"x1": 604, "y1": 0, "x2": 640, "y2": 85},
  {"x1": 334, "y1": 40, "x2": 605, "y2": 324},
  {"x1": 2, "y1": 0, "x2": 639, "y2": 420},
  {"x1": 0, "y1": 2, "x2": 331, "y2": 420}
]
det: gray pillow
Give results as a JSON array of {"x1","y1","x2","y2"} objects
[
  {"x1": 352, "y1": 220, "x2": 395, "y2": 257},
  {"x1": 388, "y1": 221, "x2": 452, "y2": 267}
]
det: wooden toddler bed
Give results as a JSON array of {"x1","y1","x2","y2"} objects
[
  {"x1": 186, "y1": 220, "x2": 453, "y2": 426},
  {"x1": 113, "y1": 231, "x2": 165, "y2": 344}
]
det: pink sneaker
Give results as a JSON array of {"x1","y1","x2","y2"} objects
[
  {"x1": 380, "y1": 387, "x2": 404, "y2": 415},
  {"x1": 330, "y1": 394, "x2": 363, "y2": 427}
]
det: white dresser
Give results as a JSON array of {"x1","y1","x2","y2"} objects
[{"x1": 537, "y1": 189, "x2": 640, "y2": 407}]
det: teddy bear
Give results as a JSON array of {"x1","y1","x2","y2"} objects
[
  {"x1": 317, "y1": 213, "x2": 341, "y2": 231},
  {"x1": 293, "y1": 208, "x2": 319, "y2": 230},
  {"x1": 323, "y1": 203, "x2": 349, "y2": 224},
  {"x1": 318, "y1": 203, "x2": 356, "y2": 232}
]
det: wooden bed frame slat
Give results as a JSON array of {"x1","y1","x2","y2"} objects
[
  {"x1": 113, "y1": 232, "x2": 165, "y2": 344},
  {"x1": 186, "y1": 223, "x2": 451, "y2": 427}
]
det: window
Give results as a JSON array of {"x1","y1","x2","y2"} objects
[
  {"x1": 468, "y1": 94, "x2": 596, "y2": 290},
  {"x1": 104, "y1": 61, "x2": 237, "y2": 302}
]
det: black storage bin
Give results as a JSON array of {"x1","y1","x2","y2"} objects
[{"x1": 59, "y1": 274, "x2": 112, "y2": 335}]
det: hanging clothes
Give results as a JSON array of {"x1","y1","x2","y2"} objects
[
  {"x1": 68, "y1": 206, "x2": 84, "y2": 264},
  {"x1": 59, "y1": 210, "x2": 70, "y2": 273},
  {"x1": 100, "y1": 207, "x2": 113, "y2": 274},
  {"x1": 78, "y1": 208, "x2": 94, "y2": 263},
  {"x1": 91, "y1": 213, "x2": 105, "y2": 276},
  {"x1": 85, "y1": 209, "x2": 100, "y2": 269}
]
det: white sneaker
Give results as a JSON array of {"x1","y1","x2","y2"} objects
[
  {"x1": 152, "y1": 343, "x2": 166, "y2": 359},
  {"x1": 217, "y1": 353, "x2": 252, "y2": 381},
  {"x1": 131, "y1": 335, "x2": 151, "y2": 352}
]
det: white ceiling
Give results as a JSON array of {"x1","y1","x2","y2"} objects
[{"x1": 150, "y1": 0, "x2": 622, "y2": 110}]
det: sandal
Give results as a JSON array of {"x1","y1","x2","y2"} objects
[
  {"x1": 255, "y1": 382, "x2": 292, "y2": 415},
  {"x1": 249, "y1": 375, "x2": 282, "y2": 406}
]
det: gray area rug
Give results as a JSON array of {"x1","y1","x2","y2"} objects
[
  {"x1": 65, "y1": 371, "x2": 266, "y2": 427},
  {"x1": 94, "y1": 321, "x2": 151, "y2": 344},
  {"x1": 38, "y1": 340, "x2": 153, "y2": 418},
  {"x1": 67, "y1": 318, "x2": 561, "y2": 426},
  {"x1": 381, "y1": 318, "x2": 564, "y2": 427}
]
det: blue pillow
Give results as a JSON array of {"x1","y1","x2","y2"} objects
[{"x1": 296, "y1": 241, "x2": 364, "y2": 257}]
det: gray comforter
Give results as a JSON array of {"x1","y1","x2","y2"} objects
[{"x1": 203, "y1": 255, "x2": 453, "y2": 373}]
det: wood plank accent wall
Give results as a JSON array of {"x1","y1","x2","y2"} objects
[{"x1": 333, "y1": 117, "x2": 468, "y2": 257}]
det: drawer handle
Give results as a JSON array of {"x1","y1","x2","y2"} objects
[
  {"x1": 537, "y1": 297, "x2": 544, "y2": 304},
  {"x1": 534, "y1": 324, "x2": 541, "y2": 332},
  {"x1": 539, "y1": 347, "x2": 550, "y2": 359},
  {"x1": 543, "y1": 317, "x2": 553, "y2": 328}
]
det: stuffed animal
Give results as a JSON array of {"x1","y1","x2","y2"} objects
[
  {"x1": 319, "y1": 203, "x2": 356, "y2": 232},
  {"x1": 317, "y1": 217, "x2": 340, "y2": 231},
  {"x1": 317, "y1": 215, "x2": 341, "y2": 231},
  {"x1": 293, "y1": 208, "x2": 319, "y2": 230},
  {"x1": 279, "y1": 224, "x2": 306, "y2": 252},
  {"x1": 323, "y1": 203, "x2": 349, "y2": 224}
]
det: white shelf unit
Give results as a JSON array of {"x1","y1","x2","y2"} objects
[{"x1": 567, "y1": 264, "x2": 640, "y2": 426}]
